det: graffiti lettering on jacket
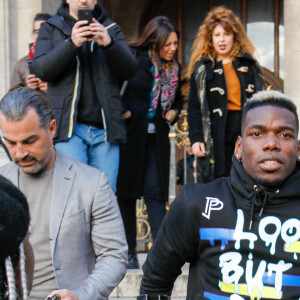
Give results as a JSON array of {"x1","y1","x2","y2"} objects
[{"x1": 200, "y1": 209, "x2": 300, "y2": 299}]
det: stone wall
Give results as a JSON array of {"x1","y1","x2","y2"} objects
[
  {"x1": 0, "y1": 0, "x2": 10, "y2": 98},
  {"x1": 284, "y1": 0, "x2": 300, "y2": 114},
  {"x1": 0, "y1": 0, "x2": 42, "y2": 99}
]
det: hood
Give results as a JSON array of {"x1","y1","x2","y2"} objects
[
  {"x1": 52, "y1": 2, "x2": 111, "y2": 33},
  {"x1": 58, "y1": 2, "x2": 110, "y2": 23},
  {"x1": 229, "y1": 155, "x2": 300, "y2": 229}
]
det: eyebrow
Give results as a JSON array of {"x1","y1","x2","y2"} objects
[
  {"x1": 3, "y1": 134, "x2": 39, "y2": 144},
  {"x1": 247, "y1": 124, "x2": 296, "y2": 133}
]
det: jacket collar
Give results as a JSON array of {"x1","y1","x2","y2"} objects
[
  {"x1": 47, "y1": 3, "x2": 110, "y2": 35},
  {"x1": 49, "y1": 150, "x2": 75, "y2": 254},
  {"x1": 229, "y1": 155, "x2": 300, "y2": 228}
]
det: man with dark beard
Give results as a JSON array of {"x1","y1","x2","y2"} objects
[
  {"x1": 138, "y1": 90, "x2": 300, "y2": 300},
  {"x1": 0, "y1": 88, "x2": 127, "y2": 300}
]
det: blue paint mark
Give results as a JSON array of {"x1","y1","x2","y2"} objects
[
  {"x1": 204, "y1": 291, "x2": 230, "y2": 299},
  {"x1": 263, "y1": 273, "x2": 300, "y2": 287},
  {"x1": 200, "y1": 228, "x2": 235, "y2": 250}
]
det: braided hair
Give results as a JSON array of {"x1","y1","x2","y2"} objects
[{"x1": 0, "y1": 175, "x2": 30, "y2": 300}]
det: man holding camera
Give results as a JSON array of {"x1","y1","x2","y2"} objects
[{"x1": 32, "y1": 0, "x2": 137, "y2": 193}]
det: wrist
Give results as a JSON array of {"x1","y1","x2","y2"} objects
[{"x1": 102, "y1": 38, "x2": 113, "y2": 49}]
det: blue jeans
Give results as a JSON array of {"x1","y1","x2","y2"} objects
[{"x1": 55, "y1": 123, "x2": 119, "y2": 193}]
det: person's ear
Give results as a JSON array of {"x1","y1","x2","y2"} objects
[
  {"x1": 297, "y1": 140, "x2": 300, "y2": 162},
  {"x1": 234, "y1": 135, "x2": 242, "y2": 161},
  {"x1": 48, "y1": 119, "x2": 56, "y2": 140}
]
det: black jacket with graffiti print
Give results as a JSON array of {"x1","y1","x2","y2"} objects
[{"x1": 140, "y1": 156, "x2": 300, "y2": 299}]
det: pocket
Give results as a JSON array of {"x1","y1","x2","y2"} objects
[
  {"x1": 60, "y1": 209, "x2": 85, "y2": 228},
  {"x1": 58, "y1": 210, "x2": 90, "y2": 261}
]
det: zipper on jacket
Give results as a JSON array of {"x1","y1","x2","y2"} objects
[
  {"x1": 101, "y1": 108, "x2": 108, "y2": 143},
  {"x1": 91, "y1": 41, "x2": 95, "y2": 52},
  {"x1": 68, "y1": 56, "x2": 80, "y2": 138},
  {"x1": 105, "y1": 23, "x2": 116, "y2": 30}
]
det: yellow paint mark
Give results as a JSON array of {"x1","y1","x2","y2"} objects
[
  {"x1": 220, "y1": 282, "x2": 282, "y2": 299},
  {"x1": 284, "y1": 241, "x2": 300, "y2": 253}
]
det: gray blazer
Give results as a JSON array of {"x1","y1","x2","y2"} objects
[{"x1": 0, "y1": 150, "x2": 127, "y2": 299}]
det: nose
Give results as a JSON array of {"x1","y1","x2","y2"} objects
[
  {"x1": 15, "y1": 144, "x2": 29, "y2": 159},
  {"x1": 220, "y1": 34, "x2": 225, "y2": 41},
  {"x1": 262, "y1": 133, "x2": 281, "y2": 151},
  {"x1": 170, "y1": 43, "x2": 177, "y2": 51}
]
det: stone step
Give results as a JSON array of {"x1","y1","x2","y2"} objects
[{"x1": 109, "y1": 254, "x2": 188, "y2": 299}]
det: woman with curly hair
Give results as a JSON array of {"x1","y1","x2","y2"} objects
[{"x1": 188, "y1": 6, "x2": 265, "y2": 179}]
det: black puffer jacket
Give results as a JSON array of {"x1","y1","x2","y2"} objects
[
  {"x1": 32, "y1": 3, "x2": 137, "y2": 143},
  {"x1": 140, "y1": 157, "x2": 300, "y2": 299}
]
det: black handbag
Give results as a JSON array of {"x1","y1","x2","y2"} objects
[{"x1": 196, "y1": 138, "x2": 215, "y2": 183}]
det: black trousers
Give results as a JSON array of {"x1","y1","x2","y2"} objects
[
  {"x1": 118, "y1": 134, "x2": 166, "y2": 251},
  {"x1": 224, "y1": 110, "x2": 241, "y2": 176}
]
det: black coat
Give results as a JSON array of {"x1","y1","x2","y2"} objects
[
  {"x1": 117, "y1": 49, "x2": 183, "y2": 202},
  {"x1": 188, "y1": 54, "x2": 265, "y2": 177},
  {"x1": 32, "y1": 3, "x2": 137, "y2": 143}
]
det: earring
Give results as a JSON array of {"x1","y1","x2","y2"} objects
[{"x1": 236, "y1": 154, "x2": 239, "y2": 159}]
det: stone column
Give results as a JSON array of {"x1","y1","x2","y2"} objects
[
  {"x1": 0, "y1": 0, "x2": 10, "y2": 98},
  {"x1": 284, "y1": 0, "x2": 300, "y2": 113},
  {"x1": 15, "y1": 0, "x2": 42, "y2": 61}
]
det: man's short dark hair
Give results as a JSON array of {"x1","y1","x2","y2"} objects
[
  {"x1": 34, "y1": 13, "x2": 51, "y2": 22},
  {"x1": 241, "y1": 90, "x2": 299, "y2": 135},
  {"x1": 0, "y1": 88, "x2": 54, "y2": 130}
]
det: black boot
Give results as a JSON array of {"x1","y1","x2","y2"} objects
[{"x1": 128, "y1": 250, "x2": 139, "y2": 269}]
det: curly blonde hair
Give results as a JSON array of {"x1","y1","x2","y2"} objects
[{"x1": 188, "y1": 6, "x2": 255, "y2": 77}]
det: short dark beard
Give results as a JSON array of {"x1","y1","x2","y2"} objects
[
  {"x1": 254, "y1": 176, "x2": 284, "y2": 191},
  {"x1": 14, "y1": 155, "x2": 45, "y2": 174}
]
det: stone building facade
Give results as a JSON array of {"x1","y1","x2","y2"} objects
[{"x1": 1, "y1": 0, "x2": 299, "y2": 106}]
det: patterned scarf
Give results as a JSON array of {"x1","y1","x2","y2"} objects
[{"x1": 148, "y1": 50, "x2": 179, "y2": 119}]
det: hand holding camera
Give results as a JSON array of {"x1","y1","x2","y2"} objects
[{"x1": 71, "y1": 9, "x2": 111, "y2": 48}]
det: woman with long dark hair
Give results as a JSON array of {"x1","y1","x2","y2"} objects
[
  {"x1": 117, "y1": 16, "x2": 183, "y2": 268},
  {"x1": 188, "y1": 6, "x2": 265, "y2": 179}
]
